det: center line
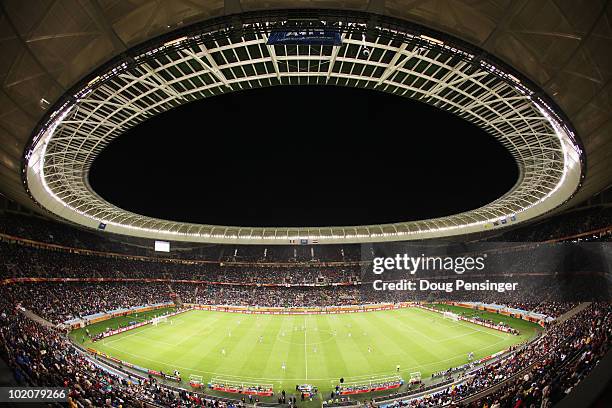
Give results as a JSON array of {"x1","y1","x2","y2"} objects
[{"x1": 304, "y1": 317, "x2": 308, "y2": 381}]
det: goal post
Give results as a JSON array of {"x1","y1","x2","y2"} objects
[
  {"x1": 443, "y1": 311, "x2": 459, "y2": 321},
  {"x1": 152, "y1": 316, "x2": 168, "y2": 326},
  {"x1": 409, "y1": 372, "x2": 422, "y2": 384},
  {"x1": 189, "y1": 375, "x2": 204, "y2": 388}
]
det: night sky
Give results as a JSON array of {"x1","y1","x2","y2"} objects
[{"x1": 89, "y1": 86, "x2": 518, "y2": 227}]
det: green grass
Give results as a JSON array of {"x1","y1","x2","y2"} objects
[
  {"x1": 71, "y1": 307, "x2": 176, "y2": 341},
  {"x1": 71, "y1": 306, "x2": 539, "y2": 397}
]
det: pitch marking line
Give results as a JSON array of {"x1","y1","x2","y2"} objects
[
  {"x1": 99, "y1": 312, "x2": 189, "y2": 347},
  {"x1": 99, "y1": 336, "x2": 509, "y2": 383},
  {"x1": 101, "y1": 324, "x2": 157, "y2": 346},
  {"x1": 304, "y1": 316, "x2": 308, "y2": 381},
  {"x1": 117, "y1": 333, "x2": 182, "y2": 348},
  {"x1": 175, "y1": 323, "x2": 213, "y2": 347},
  {"x1": 414, "y1": 307, "x2": 508, "y2": 340}
]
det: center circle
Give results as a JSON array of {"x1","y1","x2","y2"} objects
[{"x1": 276, "y1": 328, "x2": 337, "y2": 346}]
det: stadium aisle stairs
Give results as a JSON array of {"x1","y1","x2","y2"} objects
[
  {"x1": 167, "y1": 283, "x2": 184, "y2": 306},
  {"x1": 556, "y1": 302, "x2": 592, "y2": 323},
  {"x1": 20, "y1": 308, "x2": 55, "y2": 328}
]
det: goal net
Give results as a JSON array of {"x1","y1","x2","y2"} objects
[
  {"x1": 443, "y1": 311, "x2": 459, "y2": 321},
  {"x1": 189, "y1": 375, "x2": 204, "y2": 388},
  {"x1": 409, "y1": 372, "x2": 422, "y2": 384},
  {"x1": 152, "y1": 316, "x2": 168, "y2": 326}
]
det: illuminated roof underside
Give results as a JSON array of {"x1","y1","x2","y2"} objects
[{"x1": 25, "y1": 15, "x2": 583, "y2": 244}]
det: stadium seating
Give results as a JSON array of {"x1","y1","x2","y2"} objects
[
  {"x1": 0, "y1": 210, "x2": 610, "y2": 407},
  {"x1": 379, "y1": 303, "x2": 612, "y2": 408}
]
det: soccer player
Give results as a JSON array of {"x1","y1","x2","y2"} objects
[
  {"x1": 281, "y1": 362, "x2": 286, "y2": 371},
  {"x1": 396, "y1": 364, "x2": 400, "y2": 372},
  {"x1": 221, "y1": 348, "x2": 226, "y2": 356},
  {"x1": 368, "y1": 346, "x2": 372, "y2": 353},
  {"x1": 259, "y1": 336, "x2": 263, "y2": 343}
]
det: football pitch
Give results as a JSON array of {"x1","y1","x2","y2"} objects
[{"x1": 73, "y1": 306, "x2": 539, "y2": 395}]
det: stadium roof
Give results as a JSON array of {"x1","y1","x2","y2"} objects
[{"x1": 1, "y1": 1, "x2": 610, "y2": 244}]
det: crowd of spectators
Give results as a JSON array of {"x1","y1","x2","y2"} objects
[
  {"x1": 2, "y1": 204, "x2": 611, "y2": 261},
  {"x1": 191, "y1": 286, "x2": 361, "y2": 308},
  {"x1": 0, "y1": 282, "x2": 364, "y2": 324},
  {"x1": 0, "y1": 211, "x2": 123, "y2": 251},
  {"x1": 1, "y1": 226, "x2": 607, "y2": 331},
  {"x1": 467, "y1": 302, "x2": 611, "y2": 407},
  {"x1": 381, "y1": 303, "x2": 612, "y2": 408},
  {"x1": 0, "y1": 211, "x2": 360, "y2": 262},
  {"x1": 493, "y1": 205, "x2": 612, "y2": 242},
  {"x1": 3, "y1": 282, "x2": 173, "y2": 324},
  {"x1": 3, "y1": 239, "x2": 608, "y2": 313},
  {"x1": 2, "y1": 229, "x2": 605, "y2": 324},
  {"x1": 0, "y1": 286, "x2": 609, "y2": 408},
  {"x1": 500, "y1": 302, "x2": 579, "y2": 318},
  {"x1": 0, "y1": 296, "x2": 245, "y2": 408},
  {"x1": 0, "y1": 278, "x2": 587, "y2": 326},
  {"x1": 0, "y1": 241, "x2": 359, "y2": 284},
  {"x1": 0, "y1": 177, "x2": 609, "y2": 406}
]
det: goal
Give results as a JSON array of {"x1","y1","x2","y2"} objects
[
  {"x1": 152, "y1": 316, "x2": 168, "y2": 326},
  {"x1": 189, "y1": 374, "x2": 204, "y2": 388},
  {"x1": 443, "y1": 311, "x2": 459, "y2": 321},
  {"x1": 409, "y1": 372, "x2": 422, "y2": 384}
]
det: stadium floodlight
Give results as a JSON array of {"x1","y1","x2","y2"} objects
[{"x1": 360, "y1": 33, "x2": 371, "y2": 57}]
